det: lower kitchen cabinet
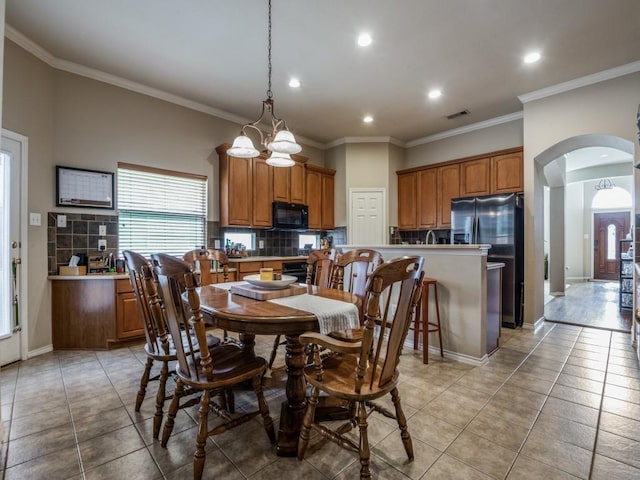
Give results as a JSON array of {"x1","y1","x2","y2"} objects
[
  {"x1": 51, "y1": 275, "x2": 144, "y2": 349},
  {"x1": 233, "y1": 260, "x2": 283, "y2": 278}
]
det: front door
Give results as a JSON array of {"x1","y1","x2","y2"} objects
[
  {"x1": 593, "y1": 211, "x2": 630, "y2": 281},
  {"x1": 349, "y1": 189, "x2": 385, "y2": 245},
  {"x1": 0, "y1": 133, "x2": 25, "y2": 366}
]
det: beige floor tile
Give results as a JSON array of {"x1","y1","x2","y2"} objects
[
  {"x1": 595, "y1": 430, "x2": 640, "y2": 469},
  {"x1": 521, "y1": 428, "x2": 592, "y2": 478},
  {"x1": 165, "y1": 447, "x2": 245, "y2": 480},
  {"x1": 590, "y1": 453, "x2": 640, "y2": 480},
  {"x1": 598, "y1": 411, "x2": 640, "y2": 442},
  {"x1": 601, "y1": 395, "x2": 640, "y2": 420},
  {"x1": 371, "y1": 434, "x2": 440, "y2": 480},
  {"x1": 555, "y1": 372, "x2": 604, "y2": 394},
  {"x1": 493, "y1": 384, "x2": 548, "y2": 411},
  {"x1": 78, "y1": 424, "x2": 146, "y2": 470},
  {"x1": 8, "y1": 404, "x2": 71, "y2": 440},
  {"x1": 606, "y1": 372, "x2": 640, "y2": 391},
  {"x1": 5, "y1": 423, "x2": 76, "y2": 468},
  {"x1": 84, "y1": 447, "x2": 163, "y2": 480},
  {"x1": 561, "y1": 364, "x2": 606, "y2": 382},
  {"x1": 506, "y1": 370, "x2": 555, "y2": 395},
  {"x1": 506, "y1": 454, "x2": 580, "y2": 479},
  {"x1": 3, "y1": 445, "x2": 81, "y2": 480},
  {"x1": 541, "y1": 396, "x2": 600, "y2": 427},
  {"x1": 604, "y1": 383, "x2": 640, "y2": 405},
  {"x1": 421, "y1": 453, "x2": 494, "y2": 480},
  {"x1": 467, "y1": 409, "x2": 530, "y2": 451},
  {"x1": 532, "y1": 413, "x2": 597, "y2": 451},
  {"x1": 549, "y1": 384, "x2": 602, "y2": 409},
  {"x1": 446, "y1": 430, "x2": 518, "y2": 479},
  {"x1": 406, "y1": 409, "x2": 462, "y2": 451}
]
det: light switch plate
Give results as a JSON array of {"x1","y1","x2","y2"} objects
[
  {"x1": 214, "y1": 239, "x2": 220, "y2": 249},
  {"x1": 99, "y1": 224, "x2": 107, "y2": 236},
  {"x1": 56, "y1": 214, "x2": 66, "y2": 227},
  {"x1": 29, "y1": 212, "x2": 42, "y2": 226}
]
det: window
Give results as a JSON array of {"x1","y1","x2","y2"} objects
[
  {"x1": 118, "y1": 163, "x2": 207, "y2": 257},
  {"x1": 224, "y1": 232, "x2": 255, "y2": 251},
  {"x1": 592, "y1": 186, "x2": 632, "y2": 209},
  {"x1": 607, "y1": 224, "x2": 616, "y2": 261},
  {"x1": 298, "y1": 234, "x2": 319, "y2": 249}
]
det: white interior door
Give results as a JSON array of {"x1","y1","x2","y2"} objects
[
  {"x1": 1, "y1": 133, "x2": 26, "y2": 366},
  {"x1": 349, "y1": 188, "x2": 386, "y2": 245}
]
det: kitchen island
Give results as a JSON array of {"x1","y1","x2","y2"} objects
[{"x1": 337, "y1": 244, "x2": 500, "y2": 364}]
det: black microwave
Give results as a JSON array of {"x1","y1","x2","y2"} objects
[{"x1": 272, "y1": 202, "x2": 308, "y2": 230}]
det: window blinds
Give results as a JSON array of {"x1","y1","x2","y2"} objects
[{"x1": 117, "y1": 164, "x2": 207, "y2": 257}]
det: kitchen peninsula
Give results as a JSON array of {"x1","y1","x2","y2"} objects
[{"x1": 338, "y1": 244, "x2": 500, "y2": 364}]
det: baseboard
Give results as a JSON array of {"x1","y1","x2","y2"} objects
[
  {"x1": 403, "y1": 338, "x2": 487, "y2": 365},
  {"x1": 522, "y1": 316, "x2": 545, "y2": 330},
  {"x1": 28, "y1": 344, "x2": 53, "y2": 358},
  {"x1": 550, "y1": 291, "x2": 566, "y2": 296}
]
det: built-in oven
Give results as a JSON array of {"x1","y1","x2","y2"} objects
[{"x1": 282, "y1": 261, "x2": 308, "y2": 283}]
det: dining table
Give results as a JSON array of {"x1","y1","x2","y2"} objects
[{"x1": 193, "y1": 282, "x2": 361, "y2": 457}]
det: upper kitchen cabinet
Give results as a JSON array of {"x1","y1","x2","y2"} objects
[
  {"x1": 218, "y1": 145, "x2": 253, "y2": 226},
  {"x1": 273, "y1": 159, "x2": 306, "y2": 204},
  {"x1": 418, "y1": 168, "x2": 438, "y2": 229},
  {"x1": 491, "y1": 151, "x2": 523, "y2": 194},
  {"x1": 437, "y1": 163, "x2": 460, "y2": 228},
  {"x1": 397, "y1": 168, "x2": 438, "y2": 230},
  {"x1": 217, "y1": 143, "x2": 308, "y2": 228},
  {"x1": 397, "y1": 172, "x2": 417, "y2": 230},
  {"x1": 460, "y1": 157, "x2": 491, "y2": 197},
  {"x1": 305, "y1": 164, "x2": 335, "y2": 230}
]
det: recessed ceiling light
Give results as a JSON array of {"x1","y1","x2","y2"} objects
[
  {"x1": 523, "y1": 52, "x2": 541, "y2": 64},
  {"x1": 363, "y1": 115, "x2": 374, "y2": 123},
  {"x1": 428, "y1": 89, "x2": 442, "y2": 99},
  {"x1": 288, "y1": 78, "x2": 300, "y2": 88},
  {"x1": 600, "y1": 153, "x2": 609, "y2": 158},
  {"x1": 357, "y1": 33, "x2": 372, "y2": 47}
]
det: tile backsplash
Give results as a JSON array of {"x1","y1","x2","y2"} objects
[
  {"x1": 48, "y1": 212, "x2": 119, "y2": 275},
  {"x1": 48, "y1": 212, "x2": 347, "y2": 275}
]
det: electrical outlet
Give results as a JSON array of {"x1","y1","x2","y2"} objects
[
  {"x1": 99, "y1": 224, "x2": 107, "y2": 236},
  {"x1": 98, "y1": 239, "x2": 107, "y2": 251},
  {"x1": 259, "y1": 240, "x2": 265, "y2": 249},
  {"x1": 214, "y1": 239, "x2": 220, "y2": 249},
  {"x1": 56, "y1": 214, "x2": 66, "y2": 228}
]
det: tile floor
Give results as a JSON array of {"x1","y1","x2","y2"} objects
[{"x1": 1, "y1": 323, "x2": 639, "y2": 479}]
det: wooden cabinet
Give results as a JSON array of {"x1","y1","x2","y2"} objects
[
  {"x1": 234, "y1": 260, "x2": 283, "y2": 278},
  {"x1": 273, "y1": 161, "x2": 306, "y2": 204},
  {"x1": 460, "y1": 157, "x2": 491, "y2": 197},
  {"x1": 396, "y1": 147, "x2": 523, "y2": 231},
  {"x1": 418, "y1": 168, "x2": 438, "y2": 229},
  {"x1": 437, "y1": 164, "x2": 460, "y2": 228},
  {"x1": 52, "y1": 276, "x2": 144, "y2": 349},
  {"x1": 217, "y1": 144, "x2": 308, "y2": 227},
  {"x1": 491, "y1": 152, "x2": 523, "y2": 194},
  {"x1": 305, "y1": 164, "x2": 335, "y2": 230},
  {"x1": 252, "y1": 157, "x2": 273, "y2": 227},
  {"x1": 115, "y1": 279, "x2": 145, "y2": 340}
]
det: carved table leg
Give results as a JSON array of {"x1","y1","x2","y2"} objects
[
  {"x1": 238, "y1": 332, "x2": 256, "y2": 355},
  {"x1": 276, "y1": 334, "x2": 306, "y2": 457}
]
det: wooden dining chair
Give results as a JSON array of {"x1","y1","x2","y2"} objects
[
  {"x1": 183, "y1": 248, "x2": 233, "y2": 342},
  {"x1": 124, "y1": 250, "x2": 223, "y2": 439},
  {"x1": 267, "y1": 248, "x2": 338, "y2": 369},
  {"x1": 297, "y1": 256, "x2": 424, "y2": 479},
  {"x1": 150, "y1": 253, "x2": 275, "y2": 479},
  {"x1": 328, "y1": 248, "x2": 383, "y2": 342}
]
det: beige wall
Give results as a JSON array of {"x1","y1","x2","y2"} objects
[
  {"x1": 3, "y1": 40, "x2": 324, "y2": 354},
  {"x1": 404, "y1": 119, "x2": 524, "y2": 169},
  {"x1": 325, "y1": 143, "x2": 346, "y2": 226},
  {"x1": 523, "y1": 72, "x2": 640, "y2": 326}
]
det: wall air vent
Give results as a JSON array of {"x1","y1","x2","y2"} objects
[{"x1": 446, "y1": 109, "x2": 470, "y2": 120}]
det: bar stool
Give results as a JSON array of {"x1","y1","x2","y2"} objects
[{"x1": 413, "y1": 278, "x2": 443, "y2": 364}]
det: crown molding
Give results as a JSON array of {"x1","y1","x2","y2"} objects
[
  {"x1": 405, "y1": 112, "x2": 524, "y2": 148},
  {"x1": 325, "y1": 136, "x2": 405, "y2": 149},
  {"x1": 5, "y1": 24, "x2": 324, "y2": 150},
  {"x1": 519, "y1": 60, "x2": 640, "y2": 104}
]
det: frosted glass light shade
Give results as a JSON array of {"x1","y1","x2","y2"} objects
[
  {"x1": 228, "y1": 135, "x2": 260, "y2": 158},
  {"x1": 266, "y1": 152, "x2": 295, "y2": 167},
  {"x1": 267, "y1": 130, "x2": 302, "y2": 154}
]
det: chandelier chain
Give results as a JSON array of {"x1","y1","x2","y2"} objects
[{"x1": 267, "y1": 0, "x2": 272, "y2": 100}]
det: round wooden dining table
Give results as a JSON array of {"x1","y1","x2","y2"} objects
[{"x1": 194, "y1": 283, "x2": 361, "y2": 457}]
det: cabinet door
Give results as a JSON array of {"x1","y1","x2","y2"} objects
[
  {"x1": 491, "y1": 152, "x2": 523, "y2": 193},
  {"x1": 226, "y1": 156, "x2": 252, "y2": 226},
  {"x1": 252, "y1": 158, "x2": 273, "y2": 227},
  {"x1": 461, "y1": 158, "x2": 491, "y2": 197},
  {"x1": 272, "y1": 167, "x2": 290, "y2": 202},
  {"x1": 437, "y1": 164, "x2": 460, "y2": 228},
  {"x1": 397, "y1": 172, "x2": 417, "y2": 230},
  {"x1": 290, "y1": 162, "x2": 306, "y2": 204},
  {"x1": 417, "y1": 168, "x2": 438, "y2": 229},
  {"x1": 306, "y1": 169, "x2": 322, "y2": 229},
  {"x1": 116, "y1": 280, "x2": 144, "y2": 340},
  {"x1": 321, "y1": 173, "x2": 335, "y2": 230}
]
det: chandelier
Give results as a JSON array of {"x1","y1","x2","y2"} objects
[
  {"x1": 594, "y1": 178, "x2": 615, "y2": 191},
  {"x1": 227, "y1": 0, "x2": 300, "y2": 167}
]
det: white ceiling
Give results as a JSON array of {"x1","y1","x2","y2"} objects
[
  {"x1": 5, "y1": 0, "x2": 640, "y2": 146},
  {"x1": 565, "y1": 147, "x2": 633, "y2": 172}
]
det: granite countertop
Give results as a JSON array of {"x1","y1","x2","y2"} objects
[{"x1": 48, "y1": 273, "x2": 129, "y2": 280}]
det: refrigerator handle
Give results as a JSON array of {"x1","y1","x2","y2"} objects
[{"x1": 474, "y1": 216, "x2": 479, "y2": 244}]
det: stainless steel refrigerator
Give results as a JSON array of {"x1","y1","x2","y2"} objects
[{"x1": 451, "y1": 193, "x2": 524, "y2": 328}]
